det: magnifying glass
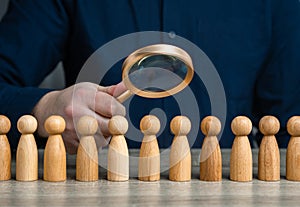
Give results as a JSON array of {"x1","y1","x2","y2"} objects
[{"x1": 117, "y1": 44, "x2": 194, "y2": 103}]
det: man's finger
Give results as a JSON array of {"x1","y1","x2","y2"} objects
[
  {"x1": 107, "y1": 82, "x2": 128, "y2": 98},
  {"x1": 93, "y1": 91, "x2": 125, "y2": 117}
]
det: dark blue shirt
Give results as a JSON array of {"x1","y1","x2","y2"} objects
[{"x1": 0, "y1": 0, "x2": 300, "y2": 149}]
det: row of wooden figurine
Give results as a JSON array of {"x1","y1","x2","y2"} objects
[
  {"x1": 0, "y1": 114, "x2": 300, "y2": 182},
  {"x1": 106, "y1": 114, "x2": 300, "y2": 182}
]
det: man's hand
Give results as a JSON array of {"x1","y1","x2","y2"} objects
[{"x1": 32, "y1": 82, "x2": 126, "y2": 154}]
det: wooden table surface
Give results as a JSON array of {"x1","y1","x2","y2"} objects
[{"x1": 1, "y1": 149, "x2": 299, "y2": 207}]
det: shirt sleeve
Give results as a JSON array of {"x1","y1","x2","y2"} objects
[
  {"x1": 254, "y1": 0, "x2": 300, "y2": 147},
  {"x1": 0, "y1": 0, "x2": 69, "y2": 148}
]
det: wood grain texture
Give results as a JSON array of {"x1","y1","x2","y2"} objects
[
  {"x1": 44, "y1": 116, "x2": 66, "y2": 182},
  {"x1": 0, "y1": 135, "x2": 11, "y2": 181},
  {"x1": 1, "y1": 149, "x2": 299, "y2": 207},
  {"x1": 230, "y1": 136, "x2": 253, "y2": 182},
  {"x1": 200, "y1": 136, "x2": 222, "y2": 181},
  {"x1": 16, "y1": 115, "x2": 38, "y2": 181},
  {"x1": 76, "y1": 136, "x2": 98, "y2": 182},
  {"x1": 76, "y1": 116, "x2": 98, "y2": 182},
  {"x1": 44, "y1": 135, "x2": 67, "y2": 182},
  {"x1": 258, "y1": 116, "x2": 280, "y2": 181},
  {"x1": 108, "y1": 135, "x2": 129, "y2": 181},
  {"x1": 0, "y1": 115, "x2": 11, "y2": 181},
  {"x1": 200, "y1": 116, "x2": 222, "y2": 181},
  {"x1": 286, "y1": 137, "x2": 300, "y2": 181},
  {"x1": 169, "y1": 116, "x2": 191, "y2": 182},
  {"x1": 230, "y1": 116, "x2": 252, "y2": 182},
  {"x1": 139, "y1": 115, "x2": 160, "y2": 181},
  {"x1": 139, "y1": 136, "x2": 160, "y2": 181},
  {"x1": 16, "y1": 134, "x2": 38, "y2": 181},
  {"x1": 108, "y1": 115, "x2": 129, "y2": 181},
  {"x1": 169, "y1": 136, "x2": 191, "y2": 181},
  {"x1": 286, "y1": 116, "x2": 300, "y2": 181}
]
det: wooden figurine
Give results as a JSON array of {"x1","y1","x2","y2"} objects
[
  {"x1": 44, "y1": 115, "x2": 66, "y2": 182},
  {"x1": 258, "y1": 115, "x2": 280, "y2": 181},
  {"x1": 200, "y1": 116, "x2": 222, "y2": 181},
  {"x1": 286, "y1": 116, "x2": 300, "y2": 181},
  {"x1": 107, "y1": 115, "x2": 129, "y2": 181},
  {"x1": 169, "y1": 116, "x2": 191, "y2": 182},
  {"x1": 0, "y1": 115, "x2": 11, "y2": 181},
  {"x1": 76, "y1": 116, "x2": 99, "y2": 182},
  {"x1": 16, "y1": 115, "x2": 38, "y2": 181},
  {"x1": 230, "y1": 116, "x2": 252, "y2": 182},
  {"x1": 138, "y1": 115, "x2": 160, "y2": 181}
]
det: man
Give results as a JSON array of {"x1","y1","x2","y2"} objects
[{"x1": 0, "y1": 0, "x2": 299, "y2": 154}]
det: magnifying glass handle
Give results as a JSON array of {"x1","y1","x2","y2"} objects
[{"x1": 117, "y1": 90, "x2": 133, "y2": 103}]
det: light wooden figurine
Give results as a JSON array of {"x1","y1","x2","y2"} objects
[
  {"x1": 16, "y1": 115, "x2": 38, "y2": 181},
  {"x1": 44, "y1": 115, "x2": 66, "y2": 182},
  {"x1": 286, "y1": 116, "x2": 300, "y2": 181},
  {"x1": 138, "y1": 115, "x2": 160, "y2": 181},
  {"x1": 76, "y1": 116, "x2": 99, "y2": 182},
  {"x1": 107, "y1": 115, "x2": 129, "y2": 181},
  {"x1": 230, "y1": 116, "x2": 252, "y2": 182},
  {"x1": 169, "y1": 116, "x2": 191, "y2": 182},
  {"x1": 200, "y1": 116, "x2": 222, "y2": 181},
  {"x1": 0, "y1": 115, "x2": 11, "y2": 181},
  {"x1": 258, "y1": 115, "x2": 280, "y2": 181}
]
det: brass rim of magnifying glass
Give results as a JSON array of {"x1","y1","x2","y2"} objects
[{"x1": 122, "y1": 44, "x2": 194, "y2": 98}]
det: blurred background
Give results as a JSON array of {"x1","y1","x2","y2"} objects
[{"x1": 0, "y1": 0, "x2": 65, "y2": 89}]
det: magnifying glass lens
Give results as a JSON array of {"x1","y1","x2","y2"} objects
[
  {"x1": 117, "y1": 44, "x2": 194, "y2": 102},
  {"x1": 128, "y1": 55, "x2": 188, "y2": 92}
]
